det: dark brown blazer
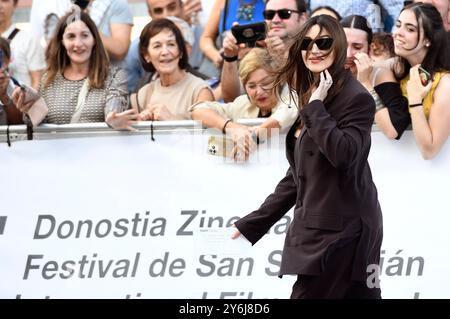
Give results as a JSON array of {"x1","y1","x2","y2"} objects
[{"x1": 235, "y1": 72, "x2": 383, "y2": 281}]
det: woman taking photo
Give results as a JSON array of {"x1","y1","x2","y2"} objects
[
  {"x1": 131, "y1": 18, "x2": 214, "y2": 121},
  {"x1": 376, "y1": 2, "x2": 450, "y2": 159},
  {"x1": 232, "y1": 15, "x2": 383, "y2": 299},
  {"x1": 190, "y1": 47, "x2": 296, "y2": 160},
  {"x1": 14, "y1": 7, "x2": 136, "y2": 130}
]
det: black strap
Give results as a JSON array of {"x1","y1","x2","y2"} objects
[
  {"x1": 26, "y1": 121, "x2": 33, "y2": 141},
  {"x1": 7, "y1": 28, "x2": 20, "y2": 42},
  {"x1": 6, "y1": 124, "x2": 11, "y2": 147},
  {"x1": 150, "y1": 120, "x2": 155, "y2": 142}
]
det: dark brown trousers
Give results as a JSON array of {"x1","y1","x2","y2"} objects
[{"x1": 290, "y1": 239, "x2": 381, "y2": 299}]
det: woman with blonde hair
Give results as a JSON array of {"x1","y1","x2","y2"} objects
[{"x1": 190, "y1": 47, "x2": 296, "y2": 160}]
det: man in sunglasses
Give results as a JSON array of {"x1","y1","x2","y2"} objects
[
  {"x1": 221, "y1": 0, "x2": 308, "y2": 102},
  {"x1": 264, "y1": 0, "x2": 308, "y2": 61}
]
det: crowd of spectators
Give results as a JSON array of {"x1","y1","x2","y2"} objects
[{"x1": 0, "y1": 0, "x2": 449, "y2": 159}]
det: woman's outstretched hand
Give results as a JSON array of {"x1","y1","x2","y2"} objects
[{"x1": 106, "y1": 109, "x2": 139, "y2": 131}]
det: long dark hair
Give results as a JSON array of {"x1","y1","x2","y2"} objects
[
  {"x1": 394, "y1": 2, "x2": 450, "y2": 81},
  {"x1": 45, "y1": 8, "x2": 109, "y2": 89},
  {"x1": 275, "y1": 14, "x2": 348, "y2": 108}
]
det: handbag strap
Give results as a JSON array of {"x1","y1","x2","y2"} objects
[
  {"x1": 143, "y1": 81, "x2": 154, "y2": 111},
  {"x1": 70, "y1": 79, "x2": 90, "y2": 124},
  {"x1": 7, "y1": 28, "x2": 20, "y2": 42}
]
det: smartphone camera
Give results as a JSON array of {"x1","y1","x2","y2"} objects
[
  {"x1": 231, "y1": 22, "x2": 267, "y2": 46},
  {"x1": 208, "y1": 144, "x2": 217, "y2": 155}
]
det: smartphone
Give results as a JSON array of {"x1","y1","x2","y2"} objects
[
  {"x1": 7, "y1": 77, "x2": 41, "y2": 104},
  {"x1": 418, "y1": 66, "x2": 431, "y2": 86},
  {"x1": 231, "y1": 22, "x2": 267, "y2": 45},
  {"x1": 6, "y1": 77, "x2": 47, "y2": 127},
  {"x1": 22, "y1": 86, "x2": 41, "y2": 104},
  {"x1": 27, "y1": 97, "x2": 48, "y2": 127},
  {"x1": 207, "y1": 135, "x2": 234, "y2": 157}
]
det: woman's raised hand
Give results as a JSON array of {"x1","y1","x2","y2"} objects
[
  {"x1": 12, "y1": 87, "x2": 36, "y2": 114},
  {"x1": 309, "y1": 69, "x2": 333, "y2": 103}
]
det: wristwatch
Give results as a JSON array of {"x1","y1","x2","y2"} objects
[{"x1": 220, "y1": 51, "x2": 238, "y2": 62}]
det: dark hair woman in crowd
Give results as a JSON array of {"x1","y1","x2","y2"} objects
[
  {"x1": 377, "y1": 2, "x2": 450, "y2": 159},
  {"x1": 13, "y1": 7, "x2": 136, "y2": 130},
  {"x1": 131, "y1": 18, "x2": 213, "y2": 121},
  {"x1": 345, "y1": 14, "x2": 411, "y2": 142},
  {"x1": 231, "y1": 15, "x2": 383, "y2": 299}
]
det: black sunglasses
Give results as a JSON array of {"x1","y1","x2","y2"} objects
[
  {"x1": 300, "y1": 37, "x2": 334, "y2": 51},
  {"x1": 263, "y1": 9, "x2": 302, "y2": 20}
]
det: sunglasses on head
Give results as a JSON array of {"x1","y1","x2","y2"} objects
[
  {"x1": 300, "y1": 37, "x2": 334, "y2": 51},
  {"x1": 263, "y1": 9, "x2": 302, "y2": 20}
]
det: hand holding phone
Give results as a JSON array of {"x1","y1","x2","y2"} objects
[
  {"x1": 231, "y1": 22, "x2": 267, "y2": 45},
  {"x1": 9, "y1": 77, "x2": 47, "y2": 126},
  {"x1": 418, "y1": 66, "x2": 431, "y2": 86},
  {"x1": 207, "y1": 135, "x2": 234, "y2": 157},
  {"x1": 9, "y1": 77, "x2": 41, "y2": 104}
]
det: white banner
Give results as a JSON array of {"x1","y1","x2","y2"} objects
[{"x1": 0, "y1": 129, "x2": 449, "y2": 299}]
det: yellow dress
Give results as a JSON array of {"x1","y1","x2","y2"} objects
[{"x1": 400, "y1": 71, "x2": 446, "y2": 119}]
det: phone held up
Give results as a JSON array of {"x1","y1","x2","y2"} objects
[
  {"x1": 418, "y1": 66, "x2": 431, "y2": 86},
  {"x1": 6, "y1": 77, "x2": 48, "y2": 127},
  {"x1": 207, "y1": 135, "x2": 234, "y2": 158},
  {"x1": 231, "y1": 22, "x2": 267, "y2": 46}
]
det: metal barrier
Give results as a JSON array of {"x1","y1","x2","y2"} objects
[
  {"x1": 0, "y1": 120, "x2": 268, "y2": 143},
  {"x1": 0, "y1": 120, "x2": 381, "y2": 143}
]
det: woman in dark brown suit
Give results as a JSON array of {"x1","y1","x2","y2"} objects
[{"x1": 232, "y1": 15, "x2": 383, "y2": 299}]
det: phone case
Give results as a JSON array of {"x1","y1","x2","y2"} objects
[
  {"x1": 231, "y1": 22, "x2": 267, "y2": 44},
  {"x1": 207, "y1": 136, "x2": 234, "y2": 157},
  {"x1": 22, "y1": 85, "x2": 41, "y2": 104},
  {"x1": 27, "y1": 97, "x2": 48, "y2": 127},
  {"x1": 418, "y1": 67, "x2": 431, "y2": 86}
]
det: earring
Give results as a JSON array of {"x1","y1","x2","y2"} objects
[{"x1": 426, "y1": 43, "x2": 431, "y2": 47}]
